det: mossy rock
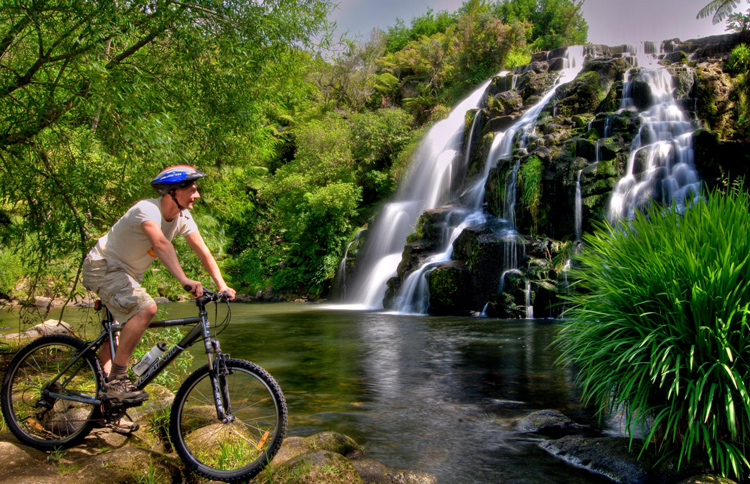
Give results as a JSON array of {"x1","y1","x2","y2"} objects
[
  {"x1": 427, "y1": 261, "x2": 473, "y2": 315},
  {"x1": 351, "y1": 458, "x2": 437, "y2": 484},
  {"x1": 272, "y1": 450, "x2": 361, "y2": 484},
  {"x1": 272, "y1": 432, "x2": 362, "y2": 467},
  {"x1": 488, "y1": 90, "x2": 523, "y2": 118},
  {"x1": 304, "y1": 432, "x2": 362, "y2": 458}
]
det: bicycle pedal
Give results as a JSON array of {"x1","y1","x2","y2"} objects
[{"x1": 120, "y1": 399, "x2": 145, "y2": 408}]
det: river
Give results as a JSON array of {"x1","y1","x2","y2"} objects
[{"x1": 1, "y1": 302, "x2": 611, "y2": 484}]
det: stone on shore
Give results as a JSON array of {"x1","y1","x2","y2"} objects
[{"x1": 516, "y1": 409, "x2": 591, "y2": 437}]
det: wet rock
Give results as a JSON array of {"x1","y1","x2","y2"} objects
[
  {"x1": 153, "y1": 297, "x2": 170, "y2": 304},
  {"x1": 484, "y1": 115, "x2": 518, "y2": 133},
  {"x1": 677, "y1": 476, "x2": 739, "y2": 484},
  {"x1": 517, "y1": 409, "x2": 590, "y2": 437},
  {"x1": 275, "y1": 450, "x2": 361, "y2": 484},
  {"x1": 540, "y1": 435, "x2": 707, "y2": 484},
  {"x1": 693, "y1": 128, "x2": 750, "y2": 189},
  {"x1": 351, "y1": 457, "x2": 437, "y2": 484},
  {"x1": 548, "y1": 56, "x2": 566, "y2": 72},
  {"x1": 427, "y1": 261, "x2": 473, "y2": 315},
  {"x1": 489, "y1": 91, "x2": 524, "y2": 117},
  {"x1": 540, "y1": 436, "x2": 651, "y2": 484}
]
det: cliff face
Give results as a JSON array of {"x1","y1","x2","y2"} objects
[{"x1": 366, "y1": 34, "x2": 750, "y2": 317}]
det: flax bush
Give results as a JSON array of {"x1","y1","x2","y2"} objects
[{"x1": 558, "y1": 186, "x2": 750, "y2": 480}]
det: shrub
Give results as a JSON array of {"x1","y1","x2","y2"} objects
[
  {"x1": 557, "y1": 186, "x2": 750, "y2": 480},
  {"x1": 727, "y1": 43, "x2": 750, "y2": 73}
]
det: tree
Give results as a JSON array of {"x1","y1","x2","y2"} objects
[
  {"x1": 494, "y1": 0, "x2": 588, "y2": 51},
  {"x1": 726, "y1": 7, "x2": 750, "y2": 32},
  {"x1": 697, "y1": 0, "x2": 746, "y2": 24}
]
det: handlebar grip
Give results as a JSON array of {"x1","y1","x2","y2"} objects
[{"x1": 184, "y1": 285, "x2": 192, "y2": 291}]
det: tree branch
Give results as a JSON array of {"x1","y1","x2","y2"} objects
[{"x1": 0, "y1": 15, "x2": 32, "y2": 61}]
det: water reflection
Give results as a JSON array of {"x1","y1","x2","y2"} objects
[
  {"x1": 210, "y1": 305, "x2": 607, "y2": 484},
  {"x1": 1, "y1": 303, "x2": 608, "y2": 484}
]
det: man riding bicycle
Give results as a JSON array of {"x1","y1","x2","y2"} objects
[{"x1": 82, "y1": 165, "x2": 236, "y2": 410}]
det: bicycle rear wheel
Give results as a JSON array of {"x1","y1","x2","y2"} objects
[
  {"x1": 1, "y1": 334, "x2": 102, "y2": 450},
  {"x1": 170, "y1": 358, "x2": 287, "y2": 482}
]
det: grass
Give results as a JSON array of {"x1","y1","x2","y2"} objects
[
  {"x1": 135, "y1": 458, "x2": 165, "y2": 484},
  {"x1": 47, "y1": 448, "x2": 79, "y2": 475},
  {"x1": 558, "y1": 185, "x2": 750, "y2": 480}
]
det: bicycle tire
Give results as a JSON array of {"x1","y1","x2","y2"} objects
[
  {"x1": 1, "y1": 334, "x2": 103, "y2": 450},
  {"x1": 169, "y1": 358, "x2": 287, "y2": 482}
]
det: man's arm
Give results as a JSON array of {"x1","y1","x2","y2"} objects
[
  {"x1": 185, "y1": 230, "x2": 236, "y2": 299},
  {"x1": 141, "y1": 221, "x2": 204, "y2": 297}
]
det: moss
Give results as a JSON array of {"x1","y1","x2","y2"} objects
[
  {"x1": 583, "y1": 128, "x2": 599, "y2": 140},
  {"x1": 519, "y1": 156, "x2": 545, "y2": 234}
]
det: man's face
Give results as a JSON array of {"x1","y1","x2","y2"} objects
[{"x1": 174, "y1": 182, "x2": 200, "y2": 210}]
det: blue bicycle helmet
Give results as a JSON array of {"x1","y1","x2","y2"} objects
[{"x1": 150, "y1": 165, "x2": 206, "y2": 195}]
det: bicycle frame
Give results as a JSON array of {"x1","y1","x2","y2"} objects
[{"x1": 42, "y1": 295, "x2": 233, "y2": 421}]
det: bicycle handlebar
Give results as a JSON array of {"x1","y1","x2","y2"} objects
[{"x1": 183, "y1": 285, "x2": 231, "y2": 303}]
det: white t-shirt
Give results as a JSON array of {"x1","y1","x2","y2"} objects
[{"x1": 88, "y1": 198, "x2": 198, "y2": 280}]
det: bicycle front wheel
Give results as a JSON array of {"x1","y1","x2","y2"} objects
[
  {"x1": 170, "y1": 358, "x2": 287, "y2": 482},
  {"x1": 1, "y1": 334, "x2": 102, "y2": 450}
]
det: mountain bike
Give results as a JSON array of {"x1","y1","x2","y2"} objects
[{"x1": 0, "y1": 289, "x2": 287, "y2": 483}]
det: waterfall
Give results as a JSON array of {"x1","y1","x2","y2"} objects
[
  {"x1": 575, "y1": 169, "x2": 583, "y2": 241},
  {"x1": 345, "y1": 75, "x2": 501, "y2": 309},
  {"x1": 607, "y1": 46, "x2": 701, "y2": 222},
  {"x1": 525, "y1": 281, "x2": 534, "y2": 319},
  {"x1": 334, "y1": 240, "x2": 354, "y2": 298},
  {"x1": 388, "y1": 47, "x2": 587, "y2": 314}
]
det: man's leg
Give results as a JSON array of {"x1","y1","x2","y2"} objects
[
  {"x1": 97, "y1": 303, "x2": 157, "y2": 378},
  {"x1": 111, "y1": 303, "x2": 158, "y2": 374},
  {"x1": 102, "y1": 303, "x2": 157, "y2": 403}
]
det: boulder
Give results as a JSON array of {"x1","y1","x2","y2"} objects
[
  {"x1": 488, "y1": 91, "x2": 523, "y2": 117},
  {"x1": 6, "y1": 320, "x2": 74, "y2": 339},
  {"x1": 516, "y1": 409, "x2": 590, "y2": 437},
  {"x1": 351, "y1": 457, "x2": 437, "y2": 484},
  {"x1": 540, "y1": 435, "x2": 707, "y2": 484},
  {"x1": 274, "y1": 450, "x2": 361, "y2": 484},
  {"x1": 427, "y1": 261, "x2": 473, "y2": 315}
]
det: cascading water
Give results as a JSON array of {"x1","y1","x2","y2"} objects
[
  {"x1": 607, "y1": 45, "x2": 701, "y2": 220},
  {"x1": 387, "y1": 47, "x2": 587, "y2": 314},
  {"x1": 575, "y1": 169, "x2": 583, "y2": 241},
  {"x1": 344, "y1": 75, "x2": 502, "y2": 309}
]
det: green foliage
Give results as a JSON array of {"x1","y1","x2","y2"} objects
[
  {"x1": 505, "y1": 49, "x2": 532, "y2": 69},
  {"x1": 558, "y1": 186, "x2": 750, "y2": 480},
  {"x1": 0, "y1": 248, "x2": 23, "y2": 297},
  {"x1": 495, "y1": 0, "x2": 588, "y2": 51},
  {"x1": 728, "y1": 43, "x2": 750, "y2": 72},
  {"x1": 519, "y1": 156, "x2": 544, "y2": 233},
  {"x1": 697, "y1": 0, "x2": 746, "y2": 24},
  {"x1": 385, "y1": 9, "x2": 457, "y2": 53},
  {"x1": 447, "y1": 3, "x2": 526, "y2": 92},
  {"x1": 726, "y1": 7, "x2": 750, "y2": 32}
]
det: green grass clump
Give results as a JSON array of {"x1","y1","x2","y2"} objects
[{"x1": 558, "y1": 185, "x2": 750, "y2": 480}]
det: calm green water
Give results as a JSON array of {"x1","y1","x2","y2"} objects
[{"x1": 1, "y1": 302, "x2": 608, "y2": 484}]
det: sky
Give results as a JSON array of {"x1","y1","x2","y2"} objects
[{"x1": 329, "y1": 0, "x2": 733, "y2": 46}]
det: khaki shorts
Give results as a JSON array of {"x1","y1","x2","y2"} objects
[{"x1": 81, "y1": 257, "x2": 155, "y2": 324}]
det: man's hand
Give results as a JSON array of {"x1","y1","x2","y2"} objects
[
  {"x1": 218, "y1": 285, "x2": 236, "y2": 300},
  {"x1": 183, "y1": 279, "x2": 204, "y2": 298}
]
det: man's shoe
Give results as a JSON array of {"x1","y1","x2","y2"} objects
[
  {"x1": 108, "y1": 418, "x2": 140, "y2": 435},
  {"x1": 103, "y1": 376, "x2": 149, "y2": 404}
]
